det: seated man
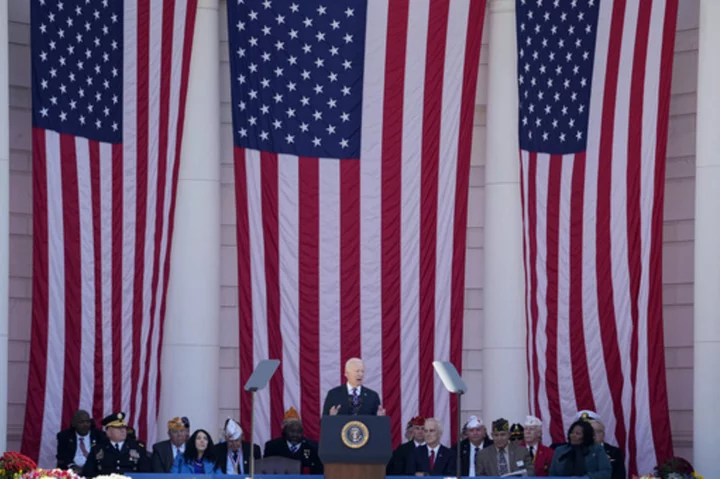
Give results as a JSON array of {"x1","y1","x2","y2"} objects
[
  {"x1": 388, "y1": 416, "x2": 426, "y2": 475},
  {"x1": 263, "y1": 408, "x2": 322, "y2": 474},
  {"x1": 215, "y1": 419, "x2": 261, "y2": 475},
  {"x1": 56, "y1": 410, "x2": 106, "y2": 473},
  {"x1": 452, "y1": 416, "x2": 493, "y2": 477},
  {"x1": 151, "y1": 417, "x2": 190, "y2": 472},
  {"x1": 406, "y1": 418, "x2": 456, "y2": 477},
  {"x1": 520, "y1": 416, "x2": 553, "y2": 476},
  {"x1": 475, "y1": 418, "x2": 534, "y2": 476},
  {"x1": 82, "y1": 412, "x2": 151, "y2": 477}
]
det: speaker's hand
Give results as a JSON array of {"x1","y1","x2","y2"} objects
[
  {"x1": 330, "y1": 404, "x2": 342, "y2": 415},
  {"x1": 378, "y1": 405, "x2": 386, "y2": 416}
]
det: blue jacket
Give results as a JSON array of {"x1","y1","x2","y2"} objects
[
  {"x1": 171, "y1": 454, "x2": 216, "y2": 474},
  {"x1": 549, "y1": 444, "x2": 611, "y2": 479}
]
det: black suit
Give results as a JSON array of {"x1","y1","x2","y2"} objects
[
  {"x1": 263, "y1": 437, "x2": 323, "y2": 474},
  {"x1": 387, "y1": 441, "x2": 420, "y2": 476},
  {"x1": 150, "y1": 440, "x2": 178, "y2": 473},
  {"x1": 214, "y1": 441, "x2": 262, "y2": 475},
  {"x1": 322, "y1": 385, "x2": 381, "y2": 416},
  {"x1": 603, "y1": 443, "x2": 625, "y2": 479},
  {"x1": 56, "y1": 428, "x2": 107, "y2": 470},
  {"x1": 451, "y1": 437, "x2": 494, "y2": 476},
  {"x1": 82, "y1": 439, "x2": 151, "y2": 477},
  {"x1": 407, "y1": 444, "x2": 456, "y2": 477}
]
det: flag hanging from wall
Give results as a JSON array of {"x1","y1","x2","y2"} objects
[
  {"x1": 227, "y1": 0, "x2": 485, "y2": 447},
  {"x1": 23, "y1": 0, "x2": 198, "y2": 466},
  {"x1": 516, "y1": 0, "x2": 678, "y2": 476}
]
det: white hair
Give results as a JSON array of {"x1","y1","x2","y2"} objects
[
  {"x1": 345, "y1": 357, "x2": 364, "y2": 371},
  {"x1": 425, "y1": 417, "x2": 443, "y2": 435}
]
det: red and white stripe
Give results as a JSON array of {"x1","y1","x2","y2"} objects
[
  {"x1": 521, "y1": 0, "x2": 677, "y2": 476},
  {"x1": 23, "y1": 0, "x2": 198, "y2": 467},
  {"x1": 234, "y1": 0, "x2": 485, "y2": 448}
]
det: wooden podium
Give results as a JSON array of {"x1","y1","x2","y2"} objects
[{"x1": 319, "y1": 416, "x2": 392, "y2": 479}]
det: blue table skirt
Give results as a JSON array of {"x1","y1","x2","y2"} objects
[{"x1": 128, "y1": 474, "x2": 584, "y2": 479}]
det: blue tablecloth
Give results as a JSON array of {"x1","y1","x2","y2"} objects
[{"x1": 127, "y1": 474, "x2": 584, "y2": 479}]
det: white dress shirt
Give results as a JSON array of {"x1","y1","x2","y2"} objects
[
  {"x1": 173, "y1": 444, "x2": 185, "y2": 459},
  {"x1": 468, "y1": 442, "x2": 484, "y2": 476},
  {"x1": 73, "y1": 433, "x2": 91, "y2": 467},
  {"x1": 346, "y1": 383, "x2": 362, "y2": 395},
  {"x1": 111, "y1": 441, "x2": 125, "y2": 451}
]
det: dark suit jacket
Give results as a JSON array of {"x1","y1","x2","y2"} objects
[
  {"x1": 451, "y1": 437, "x2": 494, "y2": 476},
  {"x1": 56, "y1": 427, "x2": 107, "y2": 469},
  {"x1": 150, "y1": 440, "x2": 177, "y2": 473},
  {"x1": 603, "y1": 443, "x2": 625, "y2": 479},
  {"x1": 322, "y1": 385, "x2": 381, "y2": 416},
  {"x1": 407, "y1": 444, "x2": 456, "y2": 477},
  {"x1": 263, "y1": 437, "x2": 323, "y2": 474},
  {"x1": 387, "y1": 441, "x2": 417, "y2": 476},
  {"x1": 214, "y1": 441, "x2": 262, "y2": 474}
]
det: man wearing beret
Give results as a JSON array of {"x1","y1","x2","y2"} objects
[
  {"x1": 387, "y1": 416, "x2": 427, "y2": 475},
  {"x1": 82, "y1": 412, "x2": 151, "y2": 477},
  {"x1": 475, "y1": 418, "x2": 535, "y2": 476},
  {"x1": 264, "y1": 408, "x2": 323, "y2": 475},
  {"x1": 452, "y1": 416, "x2": 493, "y2": 477},
  {"x1": 151, "y1": 416, "x2": 190, "y2": 472}
]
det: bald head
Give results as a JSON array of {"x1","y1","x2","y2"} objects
[
  {"x1": 344, "y1": 358, "x2": 365, "y2": 387},
  {"x1": 72, "y1": 410, "x2": 92, "y2": 436}
]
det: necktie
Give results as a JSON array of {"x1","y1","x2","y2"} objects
[
  {"x1": 79, "y1": 437, "x2": 88, "y2": 456},
  {"x1": 352, "y1": 388, "x2": 359, "y2": 414},
  {"x1": 529, "y1": 445, "x2": 535, "y2": 460},
  {"x1": 291, "y1": 445, "x2": 298, "y2": 454},
  {"x1": 115, "y1": 443, "x2": 121, "y2": 452},
  {"x1": 232, "y1": 452, "x2": 240, "y2": 474},
  {"x1": 429, "y1": 450, "x2": 436, "y2": 471},
  {"x1": 497, "y1": 448, "x2": 508, "y2": 475}
]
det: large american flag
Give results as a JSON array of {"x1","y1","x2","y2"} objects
[
  {"x1": 23, "y1": 0, "x2": 198, "y2": 466},
  {"x1": 228, "y1": 0, "x2": 485, "y2": 447},
  {"x1": 516, "y1": 0, "x2": 677, "y2": 476}
]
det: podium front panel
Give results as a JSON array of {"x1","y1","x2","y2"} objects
[{"x1": 319, "y1": 415, "x2": 393, "y2": 465}]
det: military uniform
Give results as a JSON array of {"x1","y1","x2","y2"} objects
[{"x1": 81, "y1": 412, "x2": 151, "y2": 478}]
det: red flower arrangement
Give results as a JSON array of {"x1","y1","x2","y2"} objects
[
  {"x1": 20, "y1": 469, "x2": 82, "y2": 479},
  {"x1": 0, "y1": 452, "x2": 38, "y2": 479}
]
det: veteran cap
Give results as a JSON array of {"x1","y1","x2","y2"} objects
[
  {"x1": 410, "y1": 416, "x2": 426, "y2": 426},
  {"x1": 167, "y1": 417, "x2": 190, "y2": 430},
  {"x1": 525, "y1": 415, "x2": 542, "y2": 427},
  {"x1": 284, "y1": 407, "x2": 301, "y2": 421},
  {"x1": 102, "y1": 412, "x2": 128, "y2": 428},
  {"x1": 466, "y1": 416, "x2": 484, "y2": 429},
  {"x1": 492, "y1": 418, "x2": 510, "y2": 432}
]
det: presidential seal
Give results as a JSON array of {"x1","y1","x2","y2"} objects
[{"x1": 341, "y1": 420, "x2": 370, "y2": 449}]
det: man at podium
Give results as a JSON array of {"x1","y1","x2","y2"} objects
[{"x1": 322, "y1": 358, "x2": 386, "y2": 416}]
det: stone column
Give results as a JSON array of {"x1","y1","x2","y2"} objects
[
  {"x1": 0, "y1": 0, "x2": 10, "y2": 455},
  {"x1": 158, "y1": 0, "x2": 221, "y2": 436},
  {"x1": 482, "y1": 0, "x2": 528, "y2": 423},
  {"x1": 694, "y1": 1, "x2": 720, "y2": 474}
]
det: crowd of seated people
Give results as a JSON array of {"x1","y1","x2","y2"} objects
[{"x1": 57, "y1": 407, "x2": 623, "y2": 478}]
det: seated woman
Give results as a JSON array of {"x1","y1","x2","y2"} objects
[
  {"x1": 549, "y1": 420, "x2": 611, "y2": 479},
  {"x1": 172, "y1": 429, "x2": 217, "y2": 474}
]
